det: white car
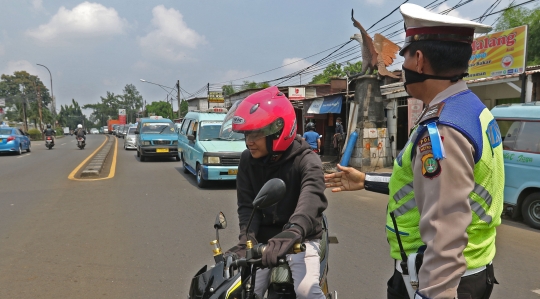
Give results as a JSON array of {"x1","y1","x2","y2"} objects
[
  {"x1": 123, "y1": 126, "x2": 137, "y2": 150},
  {"x1": 90, "y1": 128, "x2": 99, "y2": 134}
]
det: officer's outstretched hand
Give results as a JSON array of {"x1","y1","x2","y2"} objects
[{"x1": 324, "y1": 164, "x2": 365, "y2": 192}]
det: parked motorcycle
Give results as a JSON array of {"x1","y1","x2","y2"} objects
[
  {"x1": 77, "y1": 137, "x2": 85, "y2": 149},
  {"x1": 45, "y1": 136, "x2": 54, "y2": 149},
  {"x1": 188, "y1": 178, "x2": 337, "y2": 299}
]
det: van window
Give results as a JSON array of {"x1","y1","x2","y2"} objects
[
  {"x1": 498, "y1": 120, "x2": 521, "y2": 150},
  {"x1": 199, "y1": 122, "x2": 222, "y2": 141},
  {"x1": 180, "y1": 119, "x2": 191, "y2": 135},
  {"x1": 515, "y1": 121, "x2": 540, "y2": 153},
  {"x1": 187, "y1": 121, "x2": 198, "y2": 136}
]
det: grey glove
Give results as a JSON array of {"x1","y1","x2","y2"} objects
[{"x1": 262, "y1": 228, "x2": 302, "y2": 267}]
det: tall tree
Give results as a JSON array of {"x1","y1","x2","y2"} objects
[
  {"x1": 495, "y1": 6, "x2": 540, "y2": 65},
  {"x1": 57, "y1": 99, "x2": 87, "y2": 129},
  {"x1": 146, "y1": 101, "x2": 173, "y2": 119},
  {"x1": 309, "y1": 61, "x2": 362, "y2": 84},
  {"x1": 121, "y1": 84, "x2": 143, "y2": 123}
]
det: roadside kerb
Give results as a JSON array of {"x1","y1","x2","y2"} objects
[{"x1": 80, "y1": 137, "x2": 115, "y2": 177}]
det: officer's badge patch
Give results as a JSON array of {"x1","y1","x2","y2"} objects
[
  {"x1": 486, "y1": 119, "x2": 502, "y2": 148},
  {"x1": 421, "y1": 153, "x2": 441, "y2": 179}
]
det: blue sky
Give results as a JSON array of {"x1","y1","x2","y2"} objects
[{"x1": 0, "y1": 0, "x2": 536, "y2": 115}]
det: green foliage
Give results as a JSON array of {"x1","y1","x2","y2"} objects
[
  {"x1": 495, "y1": 6, "x2": 540, "y2": 65},
  {"x1": 83, "y1": 85, "x2": 145, "y2": 126},
  {"x1": 0, "y1": 71, "x2": 52, "y2": 108},
  {"x1": 309, "y1": 61, "x2": 362, "y2": 84},
  {"x1": 57, "y1": 99, "x2": 87, "y2": 130},
  {"x1": 180, "y1": 100, "x2": 189, "y2": 117},
  {"x1": 222, "y1": 81, "x2": 271, "y2": 96},
  {"x1": 27, "y1": 128, "x2": 42, "y2": 140},
  {"x1": 146, "y1": 101, "x2": 173, "y2": 119}
]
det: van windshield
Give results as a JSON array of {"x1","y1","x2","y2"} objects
[
  {"x1": 141, "y1": 122, "x2": 175, "y2": 134},
  {"x1": 199, "y1": 122, "x2": 223, "y2": 141},
  {"x1": 128, "y1": 127, "x2": 137, "y2": 134}
]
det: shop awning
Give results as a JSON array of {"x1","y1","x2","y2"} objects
[{"x1": 307, "y1": 95, "x2": 342, "y2": 114}]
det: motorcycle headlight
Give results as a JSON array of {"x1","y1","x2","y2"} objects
[
  {"x1": 203, "y1": 156, "x2": 220, "y2": 164},
  {"x1": 142, "y1": 141, "x2": 150, "y2": 145}
]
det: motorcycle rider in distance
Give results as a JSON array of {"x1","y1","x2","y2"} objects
[
  {"x1": 75, "y1": 124, "x2": 86, "y2": 141},
  {"x1": 302, "y1": 122, "x2": 321, "y2": 154},
  {"x1": 225, "y1": 86, "x2": 327, "y2": 298},
  {"x1": 43, "y1": 124, "x2": 56, "y2": 145}
]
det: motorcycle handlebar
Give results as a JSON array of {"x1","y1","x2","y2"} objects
[{"x1": 229, "y1": 242, "x2": 306, "y2": 268}]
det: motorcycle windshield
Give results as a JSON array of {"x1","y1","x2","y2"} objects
[{"x1": 189, "y1": 262, "x2": 226, "y2": 298}]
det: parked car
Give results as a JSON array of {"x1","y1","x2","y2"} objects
[
  {"x1": 135, "y1": 117, "x2": 179, "y2": 162},
  {"x1": 492, "y1": 102, "x2": 540, "y2": 229},
  {"x1": 90, "y1": 128, "x2": 99, "y2": 134},
  {"x1": 102, "y1": 126, "x2": 109, "y2": 134},
  {"x1": 178, "y1": 108, "x2": 245, "y2": 188},
  {"x1": 124, "y1": 126, "x2": 137, "y2": 150},
  {"x1": 0, "y1": 126, "x2": 31, "y2": 155}
]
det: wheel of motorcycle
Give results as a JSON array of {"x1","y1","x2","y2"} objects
[
  {"x1": 26, "y1": 143, "x2": 31, "y2": 152},
  {"x1": 196, "y1": 164, "x2": 208, "y2": 188}
]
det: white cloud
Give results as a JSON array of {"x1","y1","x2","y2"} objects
[
  {"x1": 138, "y1": 5, "x2": 206, "y2": 62},
  {"x1": 365, "y1": 0, "x2": 385, "y2": 5},
  {"x1": 1, "y1": 60, "x2": 42, "y2": 77},
  {"x1": 32, "y1": 0, "x2": 44, "y2": 11},
  {"x1": 282, "y1": 58, "x2": 312, "y2": 73},
  {"x1": 26, "y1": 2, "x2": 127, "y2": 42}
]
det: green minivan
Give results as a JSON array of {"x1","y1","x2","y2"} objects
[
  {"x1": 178, "y1": 108, "x2": 245, "y2": 188},
  {"x1": 492, "y1": 102, "x2": 540, "y2": 229}
]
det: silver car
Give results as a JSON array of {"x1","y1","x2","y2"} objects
[{"x1": 123, "y1": 126, "x2": 137, "y2": 150}]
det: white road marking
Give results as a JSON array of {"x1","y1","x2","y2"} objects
[
  {"x1": 532, "y1": 289, "x2": 540, "y2": 295},
  {"x1": 16, "y1": 154, "x2": 30, "y2": 158},
  {"x1": 61, "y1": 143, "x2": 66, "y2": 145}
]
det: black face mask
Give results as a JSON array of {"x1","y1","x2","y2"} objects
[{"x1": 402, "y1": 67, "x2": 468, "y2": 94}]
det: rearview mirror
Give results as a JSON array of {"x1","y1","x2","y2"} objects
[
  {"x1": 214, "y1": 212, "x2": 227, "y2": 229},
  {"x1": 253, "y1": 178, "x2": 286, "y2": 209},
  {"x1": 187, "y1": 135, "x2": 195, "y2": 141}
]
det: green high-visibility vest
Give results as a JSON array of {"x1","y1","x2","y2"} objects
[{"x1": 386, "y1": 91, "x2": 504, "y2": 269}]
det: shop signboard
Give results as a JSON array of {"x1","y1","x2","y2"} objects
[
  {"x1": 208, "y1": 91, "x2": 224, "y2": 103},
  {"x1": 408, "y1": 98, "x2": 423, "y2": 133},
  {"x1": 466, "y1": 25, "x2": 528, "y2": 81},
  {"x1": 289, "y1": 87, "x2": 305, "y2": 100}
]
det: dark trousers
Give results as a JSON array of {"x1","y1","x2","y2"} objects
[{"x1": 387, "y1": 264, "x2": 497, "y2": 299}]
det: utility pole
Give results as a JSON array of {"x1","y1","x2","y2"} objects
[
  {"x1": 207, "y1": 83, "x2": 210, "y2": 109},
  {"x1": 22, "y1": 102, "x2": 28, "y2": 132},
  {"x1": 177, "y1": 80, "x2": 181, "y2": 118},
  {"x1": 35, "y1": 81, "x2": 44, "y2": 133}
]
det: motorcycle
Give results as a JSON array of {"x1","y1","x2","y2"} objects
[
  {"x1": 77, "y1": 137, "x2": 85, "y2": 149},
  {"x1": 188, "y1": 178, "x2": 338, "y2": 299},
  {"x1": 45, "y1": 136, "x2": 54, "y2": 149}
]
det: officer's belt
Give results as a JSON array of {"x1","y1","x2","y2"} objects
[{"x1": 395, "y1": 260, "x2": 488, "y2": 277}]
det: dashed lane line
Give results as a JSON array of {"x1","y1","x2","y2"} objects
[
  {"x1": 532, "y1": 289, "x2": 540, "y2": 295},
  {"x1": 16, "y1": 154, "x2": 31, "y2": 158}
]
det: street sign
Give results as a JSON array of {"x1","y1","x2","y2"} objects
[
  {"x1": 289, "y1": 87, "x2": 305, "y2": 100},
  {"x1": 466, "y1": 25, "x2": 528, "y2": 81},
  {"x1": 208, "y1": 91, "x2": 224, "y2": 103},
  {"x1": 119, "y1": 109, "x2": 126, "y2": 115}
]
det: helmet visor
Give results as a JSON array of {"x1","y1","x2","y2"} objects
[{"x1": 243, "y1": 118, "x2": 284, "y2": 143}]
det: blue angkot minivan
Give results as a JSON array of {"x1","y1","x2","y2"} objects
[
  {"x1": 178, "y1": 108, "x2": 245, "y2": 188},
  {"x1": 491, "y1": 102, "x2": 540, "y2": 229}
]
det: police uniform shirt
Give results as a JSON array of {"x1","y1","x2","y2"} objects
[{"x1": 411, "y1": 81, "x2": 475, "y2": 298}]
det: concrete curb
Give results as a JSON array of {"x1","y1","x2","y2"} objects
[{"x1": 80, "y1": 136, "x2": 114, "y2": 178}]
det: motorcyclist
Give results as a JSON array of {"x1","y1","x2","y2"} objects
[
  {"x1": 75, "y1": 124, "x2": 86, "y2": 142},
  {"x1": 302, "y1": 122, "x2": 321, "y2": 153},
  {"x1": 225, "y1": 86, "x2": 327, "y2": 298},
  {"x1": 43, "y1": 124, "x2": 56, "y2": 145}
]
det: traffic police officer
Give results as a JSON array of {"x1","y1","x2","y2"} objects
[{"x1": 324, "y1": 3, "x2": 504, "y2": 299}]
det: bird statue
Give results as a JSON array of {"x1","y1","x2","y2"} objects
[{"x1": 350, "y1": 9, "x2": 401, "y2": 79}]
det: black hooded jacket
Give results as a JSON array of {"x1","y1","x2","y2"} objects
[{"x1": 236, "y1": 136, "x2": 328, "y2": 244}]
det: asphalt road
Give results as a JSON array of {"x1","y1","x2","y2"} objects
[{"x1": 0, "y1": 134, "x2": 539, "y2": 298}]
